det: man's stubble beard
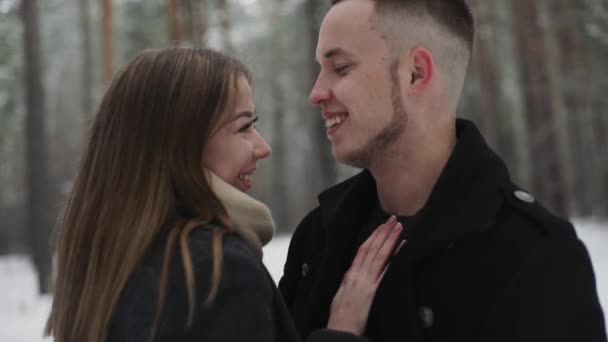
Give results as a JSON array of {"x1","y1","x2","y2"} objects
[{"x1": 344, "y1": 59, "x2": 408, "y2": 169}]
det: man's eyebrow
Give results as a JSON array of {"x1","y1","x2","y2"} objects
[{"x1": 316, "y1": 47, "x2": 353, "y2": 63}]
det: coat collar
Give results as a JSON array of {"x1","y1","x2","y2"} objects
[
  {"x1": 317, "y1": 118, "x2": 510, "y2": 259},
  {"x1": 304, "y1": 119, "x2": 511, "y2": 338},
  {"x1": 399, "y1": 118, "x2": 510, "y2": 260}
]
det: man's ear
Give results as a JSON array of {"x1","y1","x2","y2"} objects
[{"x1": 408, "y1": 47, "x2": 434, "y2": 92}]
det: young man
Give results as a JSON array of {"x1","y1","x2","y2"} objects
[{"x1": 279, "y1": 0, "x2": 607, "y2": 341}]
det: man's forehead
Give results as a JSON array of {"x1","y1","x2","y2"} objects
[
  {"x1": 315, "y1": 47, "x2": 355, "y2": 63},
  {"x1": 316, "y1": 1, "x2": 378, "y2": 61},
  {"x1": 321, "y1": 0, "x2": 374, "y2": 34}
]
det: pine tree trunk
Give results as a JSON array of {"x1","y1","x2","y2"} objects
[
  {"x1": 468, "y1": 0, "x2": 500, "y2": 149},
  {"x1": 168, "y1": 0, "x2": 184, "y2": 44},
  {"x1": 79, "y1": 0, "x2": 93, "y2": 117},
  {"x1": 189, "y1": 0, "x2": 206, "y2": 45},
  {"x1": 583, "y1": 0, "x2": 608, "y2": 217},
  {"x1": 305, "y1": 0, "x2": 337, "y2": 193},
  {"x1": 510, "y1": 0, "x2": 568, "y2": 215},
  {"x1": 268, "y1": 0, "x2": 289, "y2": 233},
  {"x1": 536, "y1": 0, "x2": 577, "y2": 215},
  {"x1": 552, "y1": 0, "x2": 605, "y2": 216},
  {"x1": 217, "y1": 0, "x2": 233, "y2": 54},
  {"x1": 493, "y1": 0, "x2": 532, "y2": 189},
  {"x1": 21, "y1": 0, "x2": 53, "y2": 294},
  {"x1": 102, "y1": 0, "x2": 115, "y2": 84}
]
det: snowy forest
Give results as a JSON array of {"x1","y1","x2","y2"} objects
[{"x1": 1, "y1": 0, "x2": 607, "y2": 299}]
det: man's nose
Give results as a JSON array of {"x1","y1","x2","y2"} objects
[{"x1": 309, "y1": 77, "x2": 332, "y2": 106}]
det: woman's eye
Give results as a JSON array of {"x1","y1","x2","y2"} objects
[
  {"x1": 239, "y1": 123, "x2": 253, "y2": 132},
  {"x1": 334, "y1": 65, "x2": 350, "y2": 76},
  {"x1": 239, "y1": 116, "x2": 259, "y2": 133}
]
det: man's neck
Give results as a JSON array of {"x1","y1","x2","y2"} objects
[{"x1": 369, "y1": 125, "x2": 456, "y2": 216}]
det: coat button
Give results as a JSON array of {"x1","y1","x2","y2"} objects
[
  {"x1": 514, "y1": 190, "x2": 535, "y2": 203},
  {"x1": 301, "y1": 263, "x2": 309, "y2": 277},
  {"x1": 419, "y1": 306, "x2": 434, "y2": 328}
]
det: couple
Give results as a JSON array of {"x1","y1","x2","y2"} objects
[{"x1": 46, "y1": 0, "x2": 606, "y2": 342}]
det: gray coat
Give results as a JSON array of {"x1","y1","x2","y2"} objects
[{"x1": 110, "y1": 228, "x2": 369, "y2": 342}]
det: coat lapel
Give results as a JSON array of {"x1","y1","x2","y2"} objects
[
  {"x1": 368, "y1": 119, "x2": 510, "y2": 340},
  {"x1": 404, "y1": 119, "x2": 508, "y2": 263},
  {"x1": 297, "y1": 170, "x2": 378, "y2": 337},
  {"x1": 299, "y1": 119, "x2": 511, "y2": 341},
  {"x1": 262, "y1": 264, "x2": 303, "y2": 342}
]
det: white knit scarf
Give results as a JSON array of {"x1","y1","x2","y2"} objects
[{"x1": 207, "y1": 171, "x2": 275, "y2": 259}]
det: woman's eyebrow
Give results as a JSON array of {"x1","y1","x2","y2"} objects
[{"x1": 232, "y1": 110, "x2": 255, "y2": 121}]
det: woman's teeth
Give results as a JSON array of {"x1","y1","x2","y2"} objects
[
  {"x1": 325, "y1": 115, "x2": 347, "y2": 128},
  {"x1": 239, "y1": 174, "x2": 252, "y2": 182}
]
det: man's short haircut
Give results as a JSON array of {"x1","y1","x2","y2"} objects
[{"x1": 331, "y1": 0, "x2": 475, "y2": 56}]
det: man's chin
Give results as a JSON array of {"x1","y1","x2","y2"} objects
[{"x1": 332, "y1": 146, "x2": 369, "y2": 169}]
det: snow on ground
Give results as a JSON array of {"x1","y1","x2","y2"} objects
[
  {"x1": 0, "y1": 256, "x2": 52, "y2": 342},
  {"x1": 572, "y1": 218, "x2": 608, "y2": 314},
  {"x1": 1, "y1": 220, "x2": 606, "y2": 342},
  {"x1": 263, "y1": 234, "x2": 292, "y2": 283}
]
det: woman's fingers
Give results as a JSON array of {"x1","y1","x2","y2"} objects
[
  {"x1": 326, "y1": 217, "x2": 404, "y2": 336},
  {"x1": 369, "y1": 223, "x2": 403, "y2": 279},
  {"x1": 349, "y1": 217, "x2": 403, "y2": 282},
  {"x1": 351, "y1": 216, "x2": 396, "y2": 270},
  {"x1": 394, "y1": 239, "x2": 407, "y2": 256},
  {"x1": 349, "y1": 225, "x2": 378, "y2": 271},
  {"x1": 360, "y1": 217, "x2": 397, "y2": 267},
  {"x1": 361, "y1": 220, "x2": 402, "y2": 274}
]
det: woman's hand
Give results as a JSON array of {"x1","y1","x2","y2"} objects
[{"x1": 327, "y1": 216, "x2": 404, "y2": 335}]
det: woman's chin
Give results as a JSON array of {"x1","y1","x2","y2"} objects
[{"x1": 235, "y1": 179, "x2": 252, "y2": 192}]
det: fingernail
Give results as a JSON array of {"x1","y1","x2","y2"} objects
[
  {"x1": 388, "y1": 215, "x2": 397, "y2": 225},
  {"x1": 394, "y1": 239, "x2": 406, "y2": 255},
  {"x1": 394, "y1": 222, "x2": 403, "y2": 230}
]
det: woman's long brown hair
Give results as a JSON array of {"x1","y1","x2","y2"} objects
[{"x1": 45, "y1": 47, "x2": 251, "y2": 342}]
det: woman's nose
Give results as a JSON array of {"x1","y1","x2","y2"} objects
[{"x1": 254, "y1": 132, "x2": 271, "y2": 160}]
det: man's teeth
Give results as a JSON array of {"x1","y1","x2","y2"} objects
[
  {"x1": 239, "y1": 174, "x2": 252, "y2": 182},
  {"x1": 325, "y1": 115, "x2": 347, "y2": 128}
]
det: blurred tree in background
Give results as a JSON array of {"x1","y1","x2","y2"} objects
[
  {"x1": 21, "y1": 0, "x2": 54, "y2": 294},
  {"x1": 0, "y1": 0, "x2": 607, "y2": 294}
]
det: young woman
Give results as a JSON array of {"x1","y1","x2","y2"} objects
[{"x1": 45, "y1": 47, "x2": 403, "y2": 342}]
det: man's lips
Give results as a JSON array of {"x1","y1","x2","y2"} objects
[
  {"x1": 324, "y1": 112, "x2": 349, "y2": 129},
  {"x1": 325, "y1": 113, "x2": 348, "y2": 139}
]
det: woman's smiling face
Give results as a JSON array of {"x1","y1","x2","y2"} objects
[{"x1": 203, "y1": 75, "x2": 271, "y2": 192}]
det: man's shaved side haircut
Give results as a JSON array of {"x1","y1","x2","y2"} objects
[{"x1": 331, "y1": 0, "x2": 475, "y2": 56}]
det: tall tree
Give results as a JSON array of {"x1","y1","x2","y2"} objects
[
  {"x1": 468, "y1": 0, "x2": 500, "y2": 148},
  {"x1": 491, "y1": 0, "x2": 531, "y2": 190},
  {"x1": 584, "y1": 0, "x2": 608, "y2": 216},
  {"x1": 551, "y1": 0, "x2": 605, "y2": 216},
  {"x1": 304, "y1": 0, "x2": 337, "y2": 194},
  {"x1": 217, "y1": 0, "x2": 233, "y2": 54},
  {"x1": 265, "y1": 0, "x2": 289, "y2": 232},
  {"x1": 79, "y1": 0, "x2": 93, "y2": 117},
  {"x1": 535, "y1": 0, "x2": 576, "y2": 215},
  {"x1": 189, "y1": 0, "x2": 207, "y2": 45},
  {"x1": 102, "y1": 0, "x2": 115, "y2": 84},
  {"x1": 510, "y1": 0, "x2": 569, "y2": 215},
  {"x1": 21, "y1": 0, "x2": 54, "y2": 294},
  {"x1": 168, "y1": 0, "x2": 184, "y2": 44}
]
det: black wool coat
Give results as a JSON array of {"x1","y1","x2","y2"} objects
[
  {"x1": 109, "y1": 228, "x2": 370, "y2": 342},
  {"x1": 279, "y1": 119, "x2": 607, "y2": 342}
]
